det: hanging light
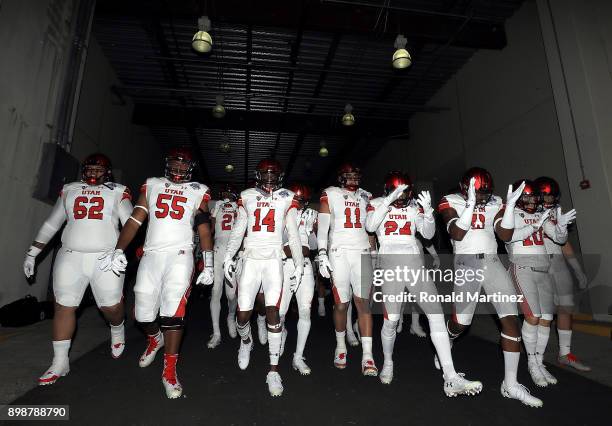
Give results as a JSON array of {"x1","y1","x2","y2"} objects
[
  {"x1": 192, "y1": 16, "x2": 212, "y2": 53},
  {"x1": 225, "y1": 164, "x2": 234, "y2": 173},
  {"x1": 392, "y1": 34, "x2": 411, "y2": 69},
  {"x1": 341, "y1": 104, "x2": 355, "y2": 126},
  {"x1": 319, "y1": 140, "x2": 329, "y2": 157},
  {"x1": 212, "y1": 95, "x2": 226, "y2": 118},
  {"x1": 218, "y1": 141, "x2": 230, "y2": 153}
]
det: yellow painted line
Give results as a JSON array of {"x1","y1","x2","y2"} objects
[{"x1": 573, "y1": 322, "x2": 612, "y2": 338}]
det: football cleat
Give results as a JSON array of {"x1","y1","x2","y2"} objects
[
  {"x1": 280, "y1": 328, "x2": 288, "y2": 357},
  {"x1": 238, "y1": 339, "x2": 253, "y2": 370},
  {"x1": 558, "y1": 353, "x2": 591, "y2": 372},
  {"x1": 292, "y1": 355, "x2": 312, "y2": 375},
  {"x1": 111, "y1": 342, "x2": 125, "y2": 359},
  {"x1": 227, "y1": 314, "x2": 237, "y2": 339},
  {"x1": 139, "y1": 333, "x2": 164, "y2": 368},
  {"x1": 257, "y1": 315, "x2": 268, "y2": 345},
  {"x1": 528, "y1": 363, "x2": 548, "y2": 387},
  {"x1": 539, "y1": 364, "x2": 558, "y2": 385},
  {"x1": 410, "y1": 324, "x2": 427, "y2": 338},
  {"x1": 162, "y1": 358, "x2": 182, "y2": 399},
  {"x1": 361, "y1": 358, "x2": 378, "y2": 377},
  {"x1": 207, "y1": 334, "x2": 221, "y2": 349},
  {"x1": 379, "y1": 362, "x2": 394, "y2": 384},
  {"x1": 334, "y1": 348, "x2": 347, "y2": 369},
  {"x1": 266, "y1": 371, "x2": 284, "y2": 397},
  {"x1": 443, "y1": 373, "x2": 483, "y2": 397},
  {"x1": 38, "y1": 363, "x2": 69, "y2": 386},
  {"x1": 347, "y1": 329, "x2": 359, "y2": 347},
  {"x1": 501, "y1": 381, "x2": 543, "y2": 408}
]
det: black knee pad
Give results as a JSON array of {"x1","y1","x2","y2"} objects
[{"x1": 160, "y1": 316, "x2": 185, "y2": 331}]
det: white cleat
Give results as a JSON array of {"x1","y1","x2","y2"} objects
[
  {"x1": 111, "y1": 341, "x2": 125, "y2": 359},
  {"x1": 207, "y1": 334, "x2": 222, "y2": 349},
  {"x1": 558, "y1": 353, "x2": 591, "y2": 372},
  {"x1": 162, "y1": 375, "x2": 182, "y2": 399},
  {"x1": 379, "y1": 362, "x2": 394, "y2": 384},
  {"x1": 139, "y1": 333, "x2": 164, "y2": 368},
  {"x1": 539, "y1": 364, "x2": 558, "y2": 385},
  {"x1": 266, "y1": 371, "x2": 284, "y2": 397},
  {"x1": 318, "y1": 302, "x2": 326, "y2": 317},
  {"x1": 362, "y1": 358, "x2": 378, "y2": 377},
  {"x1": 238, "y1": 338, "x2": 253, "y2": 370},
  {"x1": 227, "y1": 314, "x2": 237, "y2": 339},
  {"x1": 292, "y1": 355, "x2": 312, "y2": 375},
  {"x1": 347, "y1": 330, "x2": 360, "y2": 347},
  {"x1": 501, "y1": 381, "x2": 543, "y2": 408},
  {"x1": 410, "y1": 324, "x2": 427, "y2": 338},
  {"x1": 443, "y1": 373, "x2": 483, "y2": 397},
  {"x1": 528, "y1": 363, "x2": 548, "y2": 388},
  {"x1": 280, "y1": 328, "x2": 288, "y2": 357},
  {"x1": 38, "y1": 362, "x2": 69, "y2": 386},
  {"x1": 257, "y1": 315, "x2": 268, "y2": 345},
  {"x1": 334, "y1": 348, "x2": 347, "y2": 369}
]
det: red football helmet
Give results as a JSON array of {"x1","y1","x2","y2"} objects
[
  {"x1": 219, "y1": 183, "x2": 238, "y2": 201},
  {"x1": 289, "y1": 183, "x2": 311, "y2": 209},
  {"x1": 383, "y1": 171, "x2": 413, "y2": 208},
  {"x1": 460, "y1": 167, "x2": 494, "y2": 206},
  {"x1": 534, "y1": 176, "x2": 560, "y2": 209},
  {"x1": 165, "y1": 147, "x2": 195, "y2": 183},
  {"x1": 337, "y1": 163, "x2": 361, "y2": 191},
  {"x1": 82, "y1": 153, "x2": 112, "y2": 185},
  {"x1": 514, "y1": 180, "x2": 541, "y2": 214},
  {"x1": 255, "y1": 158, "x2": 284, "y2": 193}
]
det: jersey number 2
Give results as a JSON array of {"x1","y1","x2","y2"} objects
[
  {"x1": 221, "y1": 213, "x2": 233, "y2": 231},
  {"x1": 73, "y1": 196, "x2": 104, "y2": 220},
  {"x1": 384, "y1": 221, "x2": 412, "y2": 235},
  {"x1": 155, "y1": 194, "x2": 187, "y2": 219}
]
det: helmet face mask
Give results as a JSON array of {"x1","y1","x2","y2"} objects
[
  {"x1": 82, "y1": 153, "x2": 112, "y2": 185},
  {"x1": 289, "y1": 183, "x2": 311, "y2": 210},
  {"x1": 534, "y1": 176, "x2": 560, "y2": 210},
  {"x1": 514, "y1": 180, "x2": 541, "y2": 214},
  {"x1": 461, "y1": 167, "x2": 493, "y2": 207},
  {"x1": 255, "y1": 159, "x2": 284, "y2": 193},
  {"x1": 338, "y1": 164, "x2": 361, "y2": 191},
  {"x1": 383, "y1": 171, "x2": 413, "y2": 208},
  {"x1": 165, "y1": 148, "x2": 194, "y2": 183},
  {"x1": 219, "y1": 185, "x2": 238, "y2": 201}
]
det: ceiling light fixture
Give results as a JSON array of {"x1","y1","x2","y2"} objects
[
  {"x1": 319, "y1": 140, "x2": 329, "y2": 157},
  {"x1": 192, "y1": 16, "x2": 212, "y2": 53},
  {"x1": 341, "y1": 104, "x2": 355, "y2": 126},
  {"x1": 225, "y1": 164, "x2": 234, "y2": 173},
  {"x1": 392, "y1": 34, "x2": 411, "y2": 69},
  {"x1": 212, "y1": 95, "x2": 226, "y2": 118}
]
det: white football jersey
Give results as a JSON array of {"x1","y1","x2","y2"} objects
[
  {"x1": 59, "y1": 181, "x2": 132, "y2": 253},
  {"x1": 283, "y1": 207, "x2": 318, "y2": 247},
  {"x1": 505, "y1": 209, "x2": 550, "y2": 267},
  {"x1": 239, "y1": 187, "x2": 298, "y2": 250},
  {"x1": 369, "y1": 197, "x2": 423, "y2": 252},
  {"x1": 211, "y1": 198, "x2": 238, "y2": 247},
  {"x1": 142, "y1": 177, "x2": 211, "y2": 252},
  {"x1": 321, "y1": 186, "x2": 371, "y2": 250},
  {"x1": 438, "y1": 193, "x2": 503, "y2": 254},
  {"x1": 543, "y1": 207, "x2": 563, "y2": 255}
]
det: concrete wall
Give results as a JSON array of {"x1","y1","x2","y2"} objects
[{"x1": 0, "y1": 0, "x2": 161, "y2": 307}]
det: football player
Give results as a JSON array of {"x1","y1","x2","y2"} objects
[
  {"x1": 23, "y1": 154, "x2": 132, "y2": 385},
  {"x1": 100, "y1": 147, "x2": 214, "y2": 399},
  {"x1": 279, "y1": 183, "x2": 317, "y2": 375},
  {"x1": 505, "y1": 180, "x2": 575, "y2": 387},
  {"x1": 317, "y1": 163, "x2": 378, "y2": 376},
  {"x1": 438, "y1": 167, "x2": 543, "y2": 407},
  {"x1": 535, "y1": 176, "x2": 591, "y2": 371},
  {"x1": 366, "y1": 171, "x2": 482, "y2": 394},
  {"x1": 223, "y1": 158, "x2": 304, "y2": 397},
  {"x1": 207, "y1": 184, "x2": 239, "y2": 348}
]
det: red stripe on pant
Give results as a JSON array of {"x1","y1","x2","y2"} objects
[
  {"x1": 174, "y1": 286, "x2": 192, "y2": 317},
  {"x1": 275, "y1": 283, "x2": 284, "y2": 309},
  {"x1": 510, "y1": 263, "x2": 534, "y2": 318}
]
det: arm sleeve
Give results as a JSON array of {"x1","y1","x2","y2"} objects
[
  {"x1": 118, "y1": 197, "x2": 134, "y2": 226},
  {"x1": 415, "y1": 208, "x2": 436, "y2": 240},
  {"x1": 224, "y1": 204, "x2": 247, "y2": 262},
  {"x1": 543, "y1": 219, "x2": 568, "y2": 245},
  {"x1": 365, "y1": 200, "x2": 388, "y2": 233},
  {"x1": 317, "y1": 212, "x2": 331, "y2": 251},
  {"x1": 285, "y1": 208, "x2": 305, "y2": 268},
  {"x1": 508, "y1": 224, "x2": 536, "y2": 243},
  {"x1": 33, "y1": 195, "x2": 67, "y2": 244}
]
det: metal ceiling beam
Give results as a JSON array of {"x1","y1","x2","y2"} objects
[
  {"x1": 95, "y1": 0, "x2": 508, "y2": 50},
  {"x1": 132, "y1": 103, "x2": 410, "y2": 137}
]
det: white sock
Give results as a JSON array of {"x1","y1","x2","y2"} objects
[
  {"x1": 268, "y1": 331, "x2": 282, "y2": 365},
  {"x1": 110, "y1": 321, "x2": 125, "y2": 345},
  {"x1": 381, "y1": 319, "x2": 397, "y2": 364},
  {"x1": 521, "y1": 322, "x2": 538, "y2": 365},
  {"x1": 52, "y1": 340, "x2": 71, "y2": 366},
  {"x1": 536, "y1": 325, "x2": 550, "y2": 365},
  {"x1": 503, "y1": 350, "x2": 520, "y2": 386},
  {"x1": 335, "y1": 330, "x2": 346, "y2": 351},
  {"x1": 431, "y1": 332, "x2": 457, "y2": 378},
  {"x1": 558, "y1": 329, "x2": 572, "y2": 357},
  {"x1": 237, "y1": 321, "x2": 251, "y2": 342},
  {"x1": 361, "y1": 336, "x2": 373, "y2": 359},
  {"x1": 210, "y1": 290, "x2": 221, "y2": 336},
  {"x1": 295, "y1": 309, "x2": 311, "y2": 358}
]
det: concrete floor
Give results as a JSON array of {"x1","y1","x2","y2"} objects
[{"x1": 1, "y1": 292, "x2": 611, "y2": 425}]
